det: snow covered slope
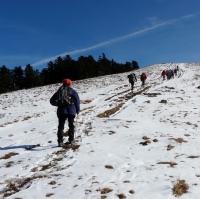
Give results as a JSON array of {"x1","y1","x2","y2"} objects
[{"x1": 0, "y1": 63, "x2": 200, "y2": 199}]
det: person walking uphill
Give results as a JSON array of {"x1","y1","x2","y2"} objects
[
  {"x1": 127, "y1": 73, "x2": 137, "y2": 91},
  {"x1": 50, "y1": 79, "x2": 80, "y2": 147},
  {"x1": 140, "y1": 73, "x2": 147, "y2": 86}
]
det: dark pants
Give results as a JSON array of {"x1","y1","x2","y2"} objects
[
  {"x1": 129, "y1": 80, "x2": 135, "y2": 90},
  {"x1": 57, "y1": 114, "x2": 75, "y2": 143}
]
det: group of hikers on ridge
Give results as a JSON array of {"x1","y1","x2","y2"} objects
[
  {"x1": 127, "y1": 72, "x2": 147, "y2": 91},
  {"x1": 128, "y1": 65, "x2": 180, "y2": 91},
  {"x1": 161, "y1": 65, "x2": 179, "y2": 80}
]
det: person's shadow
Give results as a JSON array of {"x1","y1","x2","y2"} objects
[{"x1": 0, "y1": 144, "x2": 42, "y2": 151}]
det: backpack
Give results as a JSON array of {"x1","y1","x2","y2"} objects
[
  {"x1": 128, "y1": 73, "x2": 137, "y2": 81},
  {"x1": 57, "y1": 86, "x2": 73, "y2": 106},
  {"x1": 127, "y1": 74, "x2": 132, "y2": 79}
]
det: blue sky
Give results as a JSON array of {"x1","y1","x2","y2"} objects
[{"x1": 0, "y1": 0, "x2": 200, "y2": 70}]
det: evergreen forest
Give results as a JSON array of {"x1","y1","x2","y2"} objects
[{"x1": 0, "y1": 53, "x2": 139, "y2": 94}]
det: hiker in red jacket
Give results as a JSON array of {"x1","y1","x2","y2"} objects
[
  {"x1": 140, "y1": 73, "x2": 147, "y2": 86},
  {"x1": 161, "y1": 70, "x2": 167, "y2": 80}
]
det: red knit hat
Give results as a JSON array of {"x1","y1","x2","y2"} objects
[{"x1": 62, "y1": 78, "x2": 72, "y2": 85}]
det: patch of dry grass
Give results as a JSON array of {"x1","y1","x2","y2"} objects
[
  {"x1": 97, "y1": 103, "x2": 124, "y2": 118},
  {"x1": 97, "y1": 86, "x2": 151, "y2": 118},
  {"x1": 0, "y1": 152, "x2": 19, "y2": 160},
  {"x1": 170, "y1": 137, "x2": 187, "y2": 143},
  {"x1": 157, "y1": 161, "x2": 177, "y2": 167},
  {"x1": 172, "y1": 180, "x2": 189, "y2": 196},
  {"x1": 105, "y1": 165, "x2": 114, "y2": 169},
  {"x1": 96, "y1": 187, "x2": 113, "y2": 194},
  {"x1": 187, "y1": 156, "x2": 200, "y2": 159},
  {"x1": 129, "y1": 189, "x2": 135, "y2": 194},
  {"x1": 2, "y1": 175, "x2": 47, "y2": 197},
  {"x1": 117, "y1": 193, "x2": 127, "y2": 198}
]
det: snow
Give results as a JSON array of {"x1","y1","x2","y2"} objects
[{"x1": 0, "y1": 63, "x2": 200, "y2": 199}]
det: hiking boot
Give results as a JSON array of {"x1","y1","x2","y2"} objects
[{"x1": 58, "y1": 141, "x2": 64, "y2": 147}]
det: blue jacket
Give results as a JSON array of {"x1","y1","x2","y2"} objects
[{"x1": 50, "y1": 86, "x2": 80, "y2": 117}]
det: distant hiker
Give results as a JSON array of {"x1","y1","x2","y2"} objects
[
  {"x1": 127, "y1": 73, "x2": 137, "y2": 91},
  {"x1": 171, "y1": 70, "x2": 174, "y2": 79},
  {"x1": 50, "y1": 78, "x2": 80, "y2": 147},
  {"x1": 140, "y1": 73, "x2": 147, "y2": 86},
  {"x1": 174, "y1": 68, "x2": 177, "y2": 76},
  {"x1": 161, "y1": 70, "x2": 167, "y2": 80},
  {"x1": 166, "y1": 70, "x2": 171, "y2": 80}
]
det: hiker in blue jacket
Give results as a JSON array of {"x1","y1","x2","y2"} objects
[{"x1": 50, "y1": 79, "x2": 80, "y2": 147}]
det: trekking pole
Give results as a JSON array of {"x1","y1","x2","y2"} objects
[{"x1": 74, "y1": 114, "x2": 78, "y2": 140}]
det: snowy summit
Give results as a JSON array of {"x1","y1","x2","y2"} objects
[{"x1": 0, "y1": 63, "x2": 200, "y2": 199}]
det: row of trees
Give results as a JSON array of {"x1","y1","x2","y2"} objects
[{"x1": 0, "y1": 53, "x2": 139, "y2": 94}]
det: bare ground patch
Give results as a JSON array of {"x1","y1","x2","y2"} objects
[
  {"x1": 0, "y1": 152, "x2": 19, "y2": 160},
  {"x1": 157, "y1": 161, "x2": 177, "y2": 168}
]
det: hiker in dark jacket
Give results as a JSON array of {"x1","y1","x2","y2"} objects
[
  {"x1": 127, "y1": 73, "x2": 137, "y2": 91},
  {"x1": 50, "y1": 78, "x2": 80, "y2": 147}
]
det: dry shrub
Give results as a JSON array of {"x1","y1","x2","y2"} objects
[
  {"x1": 143, "y1": 92, "x2": 161, "y2": 97},
  {"x1": 49, "y1": 181, "x2": 56, "y2": 185},
  {"x1": 171, "y1": 138, "x2": 187, "y2": 143},
  {"x1": 105, "y1": 165, "x2": 114, "y2": 169},
  {"x1": 172, "y1": 180, "x2": 189, "y2": 196},
  {"x1": 187, "y1": 156, "x2": 200, "y2": 158},
  {"x1": 0, "y1": 152, "x2": 19, "y2": 160},
  {"x1": 167, "y1": 144, "x2": 174, "y2": 151},
  {"x1": 108, "y1": 130, "x2": 116, "y2": 135},
  {"x1": 184, "y1": 134, "x2": 191, "y2": 137},
  {"x1": 129, "y1": 189, "x2": 135, "y2": 194},
  {"x1": 157, "y1": 161, "x2": 177, "y2": 167},
  {"x1": 142, "y1": 136, "x2": 150, "y2": 140},
  {"x1": 5, "y1": 161, "x2": 14, "y2": 168},
  {"x1": 117, "y1": 193, "x2": 126, "y2": 198},
  {"x1": 123, "y1": 180, "x2": 130, "y2": 183},
  {"x1": 139, "y1": 140, "x2": 151, "y2": 146},
  {"x1": 40, "y1": 163, "x2": 52, "y2": 171},
  {"x1": 159, "y1": 99, "x2": 167, "y2": 104},
  {"x1": 22, "y1": 116, "x2": 32, "y2": 121},
  {"x1": 46, "y1": 193, "x2": 54, "y2": 197},
  {"x1": 97, "y1": 187, "x2": 113, "y2": 194}
]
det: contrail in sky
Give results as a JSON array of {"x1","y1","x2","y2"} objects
[{"x1": 32, "y1": 13, "x2": 195, "y2": 67}]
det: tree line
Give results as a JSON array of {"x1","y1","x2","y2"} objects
[{"x1": 0, "y1": 53, "x2": 139, "y2": 94}]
